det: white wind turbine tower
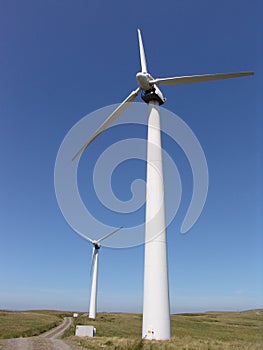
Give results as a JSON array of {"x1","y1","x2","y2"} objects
[
  {"x1": 73, "y1": 29, "x2": 253, "y2": 339},
  {"x1": 87, "y1": 227, "x2": 122, "y2": 319}
]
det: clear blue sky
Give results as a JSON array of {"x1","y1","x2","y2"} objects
[{"x1": 0, "y1": 0, "x2": 262, "y2": 313}]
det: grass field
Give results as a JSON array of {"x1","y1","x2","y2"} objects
[
  {"x1": 0, "y1": 310, "x2": 72, "y2": 339},
  {"x1": 0, "y1": 309, "x2": 262, "y2": 349},
  {"x1": 65, "y1": 310, "x2": 263, "y2": 350}
]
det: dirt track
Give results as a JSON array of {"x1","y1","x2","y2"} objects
[
  {"x1": 0, "y1": 317, "x2": 83, "y2": 350},
  {"x1": 41, "y1": 317, "x2": 72, "y2": 339}
]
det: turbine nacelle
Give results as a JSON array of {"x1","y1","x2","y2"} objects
[
  {"x1": 92, "y1": 241, "x2": 101, "y2": 250},
  {"x1": 136, "y1": 72, "x2": 167, "y2": 105}
]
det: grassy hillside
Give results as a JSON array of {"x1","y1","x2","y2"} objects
[
  {"x1": 66, "y1": 310, "x2": 263, "y2": 350},
  {"x1": 0, "y1": 310, "x2": 72, "y2": 339},
  {"x1": 0, "y1": 309, "x2": 262, "y2": 349}
]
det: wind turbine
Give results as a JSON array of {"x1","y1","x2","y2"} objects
[
  {"x1": 86, "y1": 227, "x2": 122, "y2": 319},
  {"x1": 72, "y1": 29, "x2": 253, "y2": 339}
]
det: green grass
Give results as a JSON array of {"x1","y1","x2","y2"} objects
[
  {"x1": 65, "y1": 310, "x2": 263, "y2": 349},
  {"x1": 1, "y1": 309, "x2": 262, "y2": 349},
  {"x1": 0, "y1": 310, "x2": 72, "y2": 339}
]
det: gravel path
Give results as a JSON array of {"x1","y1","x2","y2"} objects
[
  {"x1": 0, "y1": 338, "x2": 75, "y2": 350},
  {"x1": 41, "y1": 317, "x2": 72, "y2": 339},
  {"x1": 0, "y1": 317, "x2": 84, "y2": 350}
]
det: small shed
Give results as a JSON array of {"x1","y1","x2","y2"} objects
[{"x1": 75, "y1": 325, "x2": 96, "y2": 337}]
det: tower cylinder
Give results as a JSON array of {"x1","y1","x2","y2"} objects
[
  {"x1": 142, "y1": 100, "x2": 171, "y2": 340},
  {"x1": 89, "y1": 250, "x2": 99, "y2": 319}
]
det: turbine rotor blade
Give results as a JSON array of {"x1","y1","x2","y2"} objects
[
  {"x1": 85, "y1": 236, "x2": 95, "y2": 244},
  {"x1": 72, "y1": 88, "x2": 141, "y2": 160},
  {"x1": 137, "y1": 29, "x2": 148, "y2": 73},
  {"x1": 150, "y1": 71, "x2": 254, "y2": 86},
  {"x1": 97, "y1": 226, "x2": 123, "y2": 244}
]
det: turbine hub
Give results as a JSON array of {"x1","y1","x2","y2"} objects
[{"x1": 136, "y1": 72, "x2": 152, "y2": 90}]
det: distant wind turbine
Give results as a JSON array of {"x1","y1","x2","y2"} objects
[
  {"x1": 86, "y1": 227, "x2": 122, "y2": 319},
  {"x1": 73, "y1": 29, "x2": 253, "y2": 339}
]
